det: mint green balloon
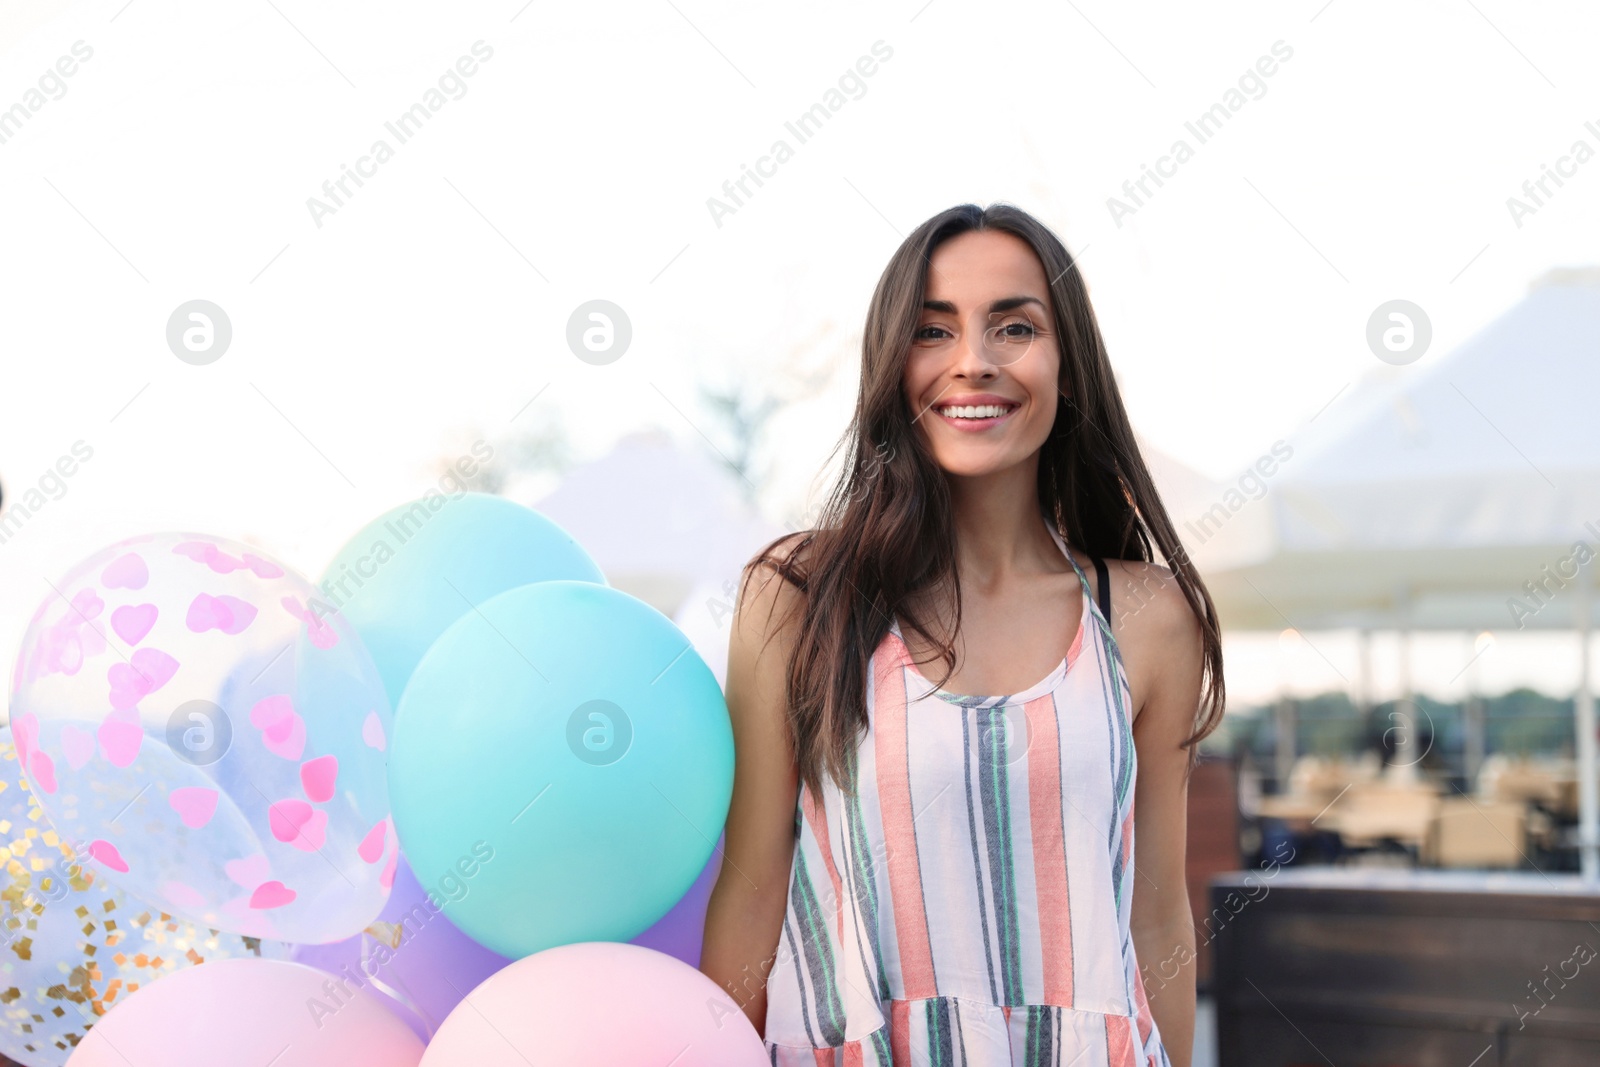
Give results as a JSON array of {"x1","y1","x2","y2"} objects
[
  {"x1": 387, "y1": 580, "x2": 733, "y2": 960},
  {"x1": 318, "y1": 493, "x2": 605, "y2": 711}
]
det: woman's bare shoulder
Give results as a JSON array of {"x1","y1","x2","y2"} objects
[
  {"x1": 741, "y1": 529, "x2": 825, "y2": 611},
  {"x1": 1101, "y1": 557, "x2": 1186, "y2": 630},
  {"x1": 730, "y1": 530, "x2": 817, "y2": 676},
  {"x1": 1078, "y1": 554, "x2": 1201, "y2": 717}
]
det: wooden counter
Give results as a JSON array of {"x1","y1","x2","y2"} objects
[{"x1": 1210, "y1": 866, "x2": 1600, "y2": 1066}]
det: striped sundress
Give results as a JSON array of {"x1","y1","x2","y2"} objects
[{"x1": 762, "y1": 514, "x2": 1172, "y2": 1066}]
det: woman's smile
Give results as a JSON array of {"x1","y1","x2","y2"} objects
[{"x1": 931, "y1": 395, "x2": 1022, "y2": 432}]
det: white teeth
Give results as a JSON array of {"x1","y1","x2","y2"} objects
[{"x1": 938, "y1": 404, "x2": 1013, "y2": 419}]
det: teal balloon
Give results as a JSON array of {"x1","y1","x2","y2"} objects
[
  {"x1": 318, "y1": 493, "x2": 605, "y2": 710},
  {"x1": 387, "y1": 580, "x2": 734, "y2": 960}
]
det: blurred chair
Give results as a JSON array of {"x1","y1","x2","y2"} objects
[
  {"x1": 1525, "y1": 806, "x2": 1557, "y2": 850},
  {"x1": 1423, "y1": 796, "x2": 1525, "y2": 868},
  {"x1": 1477, "y1": 754, "x2": 1563, "y2": 809},
  {"x1": 1552, "y1": 778, "x2": 1579, "y2": 819}
]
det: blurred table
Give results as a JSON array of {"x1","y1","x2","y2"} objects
[
  {"x1": 1258, "y1": 781, "x2": 1444, "y2": 851},
  {"x1": 1253, "y1": 793, "x2": 1330, "y2": 826}
]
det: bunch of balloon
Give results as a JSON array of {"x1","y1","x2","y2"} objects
[
  {"x1": 0, "y1": 728, "x2": 297, "y2": 1067},
  {"x1": 3, "y1": 492, "x2": 765, "y2": 1064}
]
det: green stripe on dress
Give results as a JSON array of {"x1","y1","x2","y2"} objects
[
  {"x1": 981, "y1": 706, "x2": 1024, "y2": 1003},
  {"x1": 791, "y1": 847, "x2": 847, "y2": 1045}
]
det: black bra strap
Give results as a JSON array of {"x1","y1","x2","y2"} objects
[{"x1": 1091, "y1": 556, "x2": 1110, "y2": 627}]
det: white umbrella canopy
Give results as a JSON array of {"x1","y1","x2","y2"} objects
[
  {"x1": 1192, "y1": 268, "x2": 1600, "y2": 879},
  {"x1": 1198, "y1": 268, "x2": 1600, "y2": 633}
]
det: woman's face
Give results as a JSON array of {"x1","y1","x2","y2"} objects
[{"x1": 903, "y1": 229, "x2": 1062, "y2": 479}]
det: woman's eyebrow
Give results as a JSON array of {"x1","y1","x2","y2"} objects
[{"x1": 921, "y1": 295, "x2": 1047, "y2": 313}]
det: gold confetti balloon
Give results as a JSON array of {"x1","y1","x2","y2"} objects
[{"x1": 0, "y1": 730, "x2": 293, "y2": 1066}]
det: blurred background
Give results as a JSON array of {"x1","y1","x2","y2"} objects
[{"x1": 2, "y1": 0, "x2": 1598, "y2": 1064}]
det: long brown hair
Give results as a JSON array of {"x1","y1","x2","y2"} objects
[{"x1": 740, "y1": 202, "x2": 1225, "y2": 801}]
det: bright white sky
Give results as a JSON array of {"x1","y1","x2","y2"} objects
[{"x1": 2, "y1": 0, "x2": 1597, "y2": 711}]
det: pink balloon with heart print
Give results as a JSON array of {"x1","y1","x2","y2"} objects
[{"x1": 7, "y1": 531, "x2": 397, "y2": 944}]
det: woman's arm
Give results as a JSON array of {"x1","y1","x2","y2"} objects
[
  {"x1": 1124, "y1": 563, "x2": 1206, "y2": 1067},
  {"x1": 698, "y1": 537, "x2": 806, "y2": 1037}
]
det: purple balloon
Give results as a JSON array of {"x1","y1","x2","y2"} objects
[
  {"x1": 293, "y1": 854, "x2": 513, "y2": 1042},
  {"x1": 628, "y1": 831, "x2": 723, "y2": 966}
]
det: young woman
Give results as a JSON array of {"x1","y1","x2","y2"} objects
[{"x1": 700, "y1": 203, "x2": 1223, "y2": 1067}]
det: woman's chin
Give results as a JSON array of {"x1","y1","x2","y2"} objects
[{"x1": 931, "y1": 450, "x2": 1031, "y2": 479}]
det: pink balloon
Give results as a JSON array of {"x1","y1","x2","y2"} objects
[
  {"x1": 67, "y1": 958, "x2": 424, "y2": 1067},
  {"x1": 420, "y1": 942, "x2": 766, "y2": 1066}
]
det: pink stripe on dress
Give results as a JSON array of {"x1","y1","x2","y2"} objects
[
  {"x1": 1105, "y1": 1011, "x2": 1135, "y2": 1066},
  {"x1": 800, "y1": 779, "x2": 846, "y2": 945},
  {"x1": 1023, "y1": 690, "x2": 1075, "y2": 1007},
  {"x1": 871, "y1": 638, "x2": 938, "y2": 1003}
]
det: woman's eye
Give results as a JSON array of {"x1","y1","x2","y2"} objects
[
  {"x1": 1000, "y1": 321, "x2": 1036, "y2": 338},
  {"x1": 915, "y1": 324, "x2": 952, "y2": 341}
]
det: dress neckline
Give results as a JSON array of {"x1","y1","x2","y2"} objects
[{"x1": 887, "y1": 516, "x2": 1093, "y2": 708}]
